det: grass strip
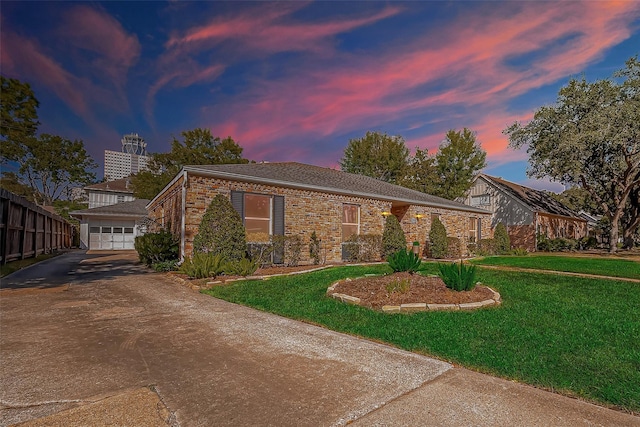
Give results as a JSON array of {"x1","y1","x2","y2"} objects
[
  {"x1": 204, "y1": 263, "x2": 640, "y2": 413},
  {"x1": 470, "y1": 255, "x2": 640, "y2": 279}
]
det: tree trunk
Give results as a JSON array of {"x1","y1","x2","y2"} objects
[{"x1": 609, "y1": 221, "x2": 619, "y2": 253}]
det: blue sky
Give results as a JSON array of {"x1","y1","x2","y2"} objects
[{"x1": 2, "y1": 1, "x2": 639, "y2": 191}]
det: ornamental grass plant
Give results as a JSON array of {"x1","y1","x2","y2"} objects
[{"x1": 437, "y1": 260, "x2": 477, "y2": 291}]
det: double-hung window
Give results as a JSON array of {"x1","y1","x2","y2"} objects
[
  {"x1": 342, "y1": 204, "x2": 360, "y2": 241},
  {"x1": 244, "y1": 194, "x2": 272, "y2": 243},
  {"x1": 469, "y1": 217, "x2": 477, "y2": 242}
]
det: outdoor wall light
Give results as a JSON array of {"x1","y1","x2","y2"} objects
[
  {"x1": 414, "y1": 214, "x2": 425, "y2": 219},
  {"x1": 381, "y1": 211, "x2": 392, "y2": 216}
]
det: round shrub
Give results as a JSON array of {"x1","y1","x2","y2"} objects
[{"x1": 193, "y1": 194, "x2": 246, "y2": 260}]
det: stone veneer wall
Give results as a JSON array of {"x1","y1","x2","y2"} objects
[
  {"x1": 149, "y1": 173, "x2": 492, "y2": 262},
  {"x1": 537, "y1": 213, "x2": 588, "y2": 241},
  {"x1": 147, "y1": 175, "x2": 183, "y2": 240}
]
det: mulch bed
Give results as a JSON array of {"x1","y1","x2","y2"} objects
[{"x1": 331, "y1": 272, "x2": 495, "y2": 309}]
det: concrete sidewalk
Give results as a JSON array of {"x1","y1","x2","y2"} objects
[{"x1": 1, "y1": 252, "x2": 638, "y2": 426}]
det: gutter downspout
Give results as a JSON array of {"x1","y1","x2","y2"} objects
[
  {"x1": 533, "y1": 212, "x2": 538, "y2": 252},
  {"x1": 181, "y1": 170, "x2": 187, "y2": 262}
]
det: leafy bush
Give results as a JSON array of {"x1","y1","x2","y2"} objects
[
  {"x1": 385, "y1": 277, "x2": 410, "y2": 294},
  {"x1": 193, "y1": 194, "x2": 246, "y2": 261},
  {"x1": 388, "y1": 249, "x2": 422, "y2": 274},
  {"x1": 477, "y1": 238, "x2": 496, "y2": 255},
  {"x1": 550, "y1": 237, "x2": 578, "y2": 252},
  {"x1": 382, "y1": 215, "x2": 406, "y2": 259},
  {"x1": 494, "y1": 222, "x2": 511, "y2": 254},
  {"x1": 446, "y1": 237, "x2": 462, "y2": 258},
  {"x1": 343, "y1": 234, "x2": 382, "y2": 262},
  {"x1": 428, "y1": 217, "x2": 448, "y2": 259},
  {"x1": 272, "y1": 235, "x2": 303, "y2": 266},
  {"x1": 537, "y1": 233, "x2": 551, "y2": 251},
  {"x1": 510, "y1": 247, "x2": 529, "y2": 256},
  {"x1": 180, "y1": 253, "x2": 227, "y2": 279},
  {"x1": 437, "y1": 261, "x2": 477, "y2": 291},
  {"x1": 224, "y1": 257, "x2": 259, "y2": 276},
  {"x1": 135, "y1": 229, "x2": 179, "y2": 266},
  {"x1": 247, "y1": 242, "x2": 274, "y2": 267},
  {"x1": 309, "y1": 231, "x2": 321, "y2": 265},
  {"x1": 152, "y1": 259, "x2": 179, "y2": 272},
  {"x1": 579, "y1": 236, "x2": 598, "y2": 250}
]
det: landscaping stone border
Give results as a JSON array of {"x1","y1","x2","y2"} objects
[{"x1": 327, "y1": 277, "x2": 502, "y2": 313}]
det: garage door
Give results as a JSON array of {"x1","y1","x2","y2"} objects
[{"x1": 89, "y1": 220, "x2": 136, "y2": 250}]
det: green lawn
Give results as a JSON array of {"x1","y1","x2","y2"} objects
[
  {"x1": 204, "y1": 263, "x2": 640, "y2": 413},
  {"x1": 470, "y1": 255, "x2": 640, "y2": 279}
]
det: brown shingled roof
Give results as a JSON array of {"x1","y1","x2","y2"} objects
[
  {"x1": 180, "y1": 162, "x2": 488, "y2": 214},
  {"x1": 70, "y1": 199, "x2": 149, "y2": 217},
  {"x1": 84, "y1": 177, "x2": 133, "y2": 194},
  {"x1": 481, "y1": 174, "x2": 582, "y2": 219}
]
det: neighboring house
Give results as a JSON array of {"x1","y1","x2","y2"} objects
[
  {"x1": 461, "y1": 174, "x2": 588, "y2": 251},
  {"x1": 146, "y1": 162, "x2": 491, "y2": 263},
  {"x1": 85, "y1": 178, "x2": 135, "y2": 209},
  {"x1": 70, "y1": 199, "x2": 149, "y2": 250}
]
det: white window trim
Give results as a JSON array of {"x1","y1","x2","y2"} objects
[
  {"x1": 342, "y1": 204, "x2": 360, "y2": 241},
  {"x1": 244, "y1": 193, "x2": 273, "y2": 242}
]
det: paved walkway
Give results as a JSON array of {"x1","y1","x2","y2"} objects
[{"x1": 1, "y1": 252, "x2": 638, "y2": 426}]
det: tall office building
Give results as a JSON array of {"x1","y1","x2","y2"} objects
[{"x1": 104, "y1": 133, "x2": 151, "y2": 180}]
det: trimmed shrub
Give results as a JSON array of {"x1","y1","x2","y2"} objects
[
  {"x1": 437, "y1": 261, "x2": 477, "y2": 291},
  {"x1": 193, "y1": 194, "x2": 246, "y2": 261},
  {"x1": 179, "y1": 253, "x2": 226, "y2": 279},
  {"x1": 388, "y1": 249, "x2": 422, "y2": 274},
  {"x1": 537, "y1": 233, "x2": 551, "y2": 251},
  {"x1": 309, "y1": 231, "x2": 321, "y2": 265},
  {"x1": 429, "y1": 217, "x2": 448, "y2": 259},
  {"x1": 494, "y1": 222, "x2": 510, "y2": 254},
  {"x1": 382, "y1": 215, "x2": 406, "y2": 259},
  {"x1": 224, "y1": 257, "x2": 258, "y2": 276},
  {"x1": 446, "y1": 237, "x2": 462, "y2": 259},
  {"x1": 152, "y1": 259, "x2": 179, "y2": 272},
  {"x1": 134, "y1": 229, "x2": 179, "y2": 266},
  {"x1": 344, "y1": 234, "x2": 382, "y2": 262},
  {"x1": 580, "y1": 236, "x2": 598, "y2": 250}
]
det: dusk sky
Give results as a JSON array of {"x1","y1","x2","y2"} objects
[{"x1": 2, "y1": 1, "x2": 639, "y2": 192}]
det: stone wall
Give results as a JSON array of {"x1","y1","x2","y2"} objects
[
  {"x1": 147, "y1": 175, "x2": 183, "y2": 240},
  {"x1": 149, "y1": 172, "x2": 492, "y2": 262}
]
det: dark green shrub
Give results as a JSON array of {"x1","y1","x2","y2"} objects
[
  {"x1": 550, "y1": 237, "x2": 578, "y2": 252},
  {"x1": 580, "y1": 236, "x2": 598, "y2": 249},
  {"x1": 437, "y1": 261, "x2": 477, "y2": 291},
  {"x1": 309, "y1": 231, "x2": 321, "y2": 265},
  {"x1": 494, "y1": 222, "x2": 510, "y2": 254},
  {"x1": 446, "y1": 237, "x2": 462, "y2": 258},
  {"x1": 428, "y1": 217, "x2": 448, "y2": 259},
  {"x1": 180, "y1": 253, "x2": 226, "y2": 279},
  {"x1": 193, "y1": 194, "x2": 246, "y2": 261},
  {"x1": 388, "y1": 249, "x2": 422, "y2": 274},
  {"x1": 537, "y1": 233, "x2": 551, "y2": 251},
  {"x1": 152, "y1": 259, "x2": 179, "y2": 272},
  {"x1": 134, "y1": 229, "x2": 179, "y2": 266},
  {"x1": 224, "y1": 257, "x2": 258, "y2": 276},
  {"x1": 343, "y1": 234, "x2": 382, "y2": 262},
  {"x1": 382, "y1": 215, "x2": 406, "y2": 259}
]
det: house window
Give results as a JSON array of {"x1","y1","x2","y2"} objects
[
  {"x1": 117, "y1": 195, "x2": 125, "y2": 203},
  {"x1": 245, "y1": 193, "x2": 272, "y2": 242},
  {"x1": 469, "y1": 218, "x2": 477, "y2": 242},
  {"x1": 342, "y1": 204, "x2": 360, "y2": 241},
  {"x1": 471, "y1": 194, "x2": 491, "y2": 206}
]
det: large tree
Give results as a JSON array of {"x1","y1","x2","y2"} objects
[
  {"x1": 399, "y1": 128, "x2": 486, "y2": 200},
  {"x1": 505, "y1": 57, "x2": 640, "y2": 252},
  {"x1": 1, "y1": 76, "x2": 40, "y2": 161},
  {"x1": 432, "y1": 128, "x2": 487, "y2": 200},
  {"x1": 131, "y1": 128, "x2": 250, "y2": 200},
  {"x1": 1, "y1": 77, "x2": 97, "y2": 205},
  {"x1": 340, "y1": 131, "x2": 409, "y2": 184}
]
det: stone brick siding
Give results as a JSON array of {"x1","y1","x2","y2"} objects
[
  {"x1": 149, "y1": 172, "x2": 491, "y2": 262},
  {"x1": 508, "y1": 225, "x2": 536, "y2": 252},
  {"x1": 147, "y1": 175, "x2": 183, "y2": 239},
  {"x1": 537, "y1": 214, "x2": 587, "y2": 241}
]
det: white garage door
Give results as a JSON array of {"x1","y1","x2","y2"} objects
[{"x1": 89, "y1": 220, "x2": 136, "y2": 250}]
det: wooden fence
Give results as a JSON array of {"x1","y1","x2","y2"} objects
[{"x1": 0, "y1": 189, "x2": 73, "y2": 265}]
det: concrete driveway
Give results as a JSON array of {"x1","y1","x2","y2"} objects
[{"x1": 1, "y1": 251, "x2": 638, "y2": 426}]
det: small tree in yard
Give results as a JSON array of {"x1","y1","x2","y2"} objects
[
  {"x1": 193, "y1": 194, "x2": 246, "y2": 260},
  {"x1": 494, "y1": 222, "x2": 511, "y2": 254},
  {"x1": 429, "y1": 217, "x2": 448, "y2": 259},
  {"x1": 382, "y1": 215, "x2": 406, "y2": 259}
]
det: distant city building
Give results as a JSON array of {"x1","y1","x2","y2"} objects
[{"x1": 104, "y1": 133, "x2": 151, "y2": 180}]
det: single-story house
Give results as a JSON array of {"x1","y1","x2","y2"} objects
[
  {"x1": 71, "y1": 199, "x2": 149, "y2": 250},
  {"x1": 146, "y1": 162, "x2": 491, "y2": 263},
  {"x1": 84, "y1": 177, "x2": 135, "y2": 209},
  {"x1": 461, "y1": 174, "x2": 588, "y2": 251}
]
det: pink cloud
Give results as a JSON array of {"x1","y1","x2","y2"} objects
[{"x1": 203, "y1": 1, "x2": 639, "y2": 165}]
